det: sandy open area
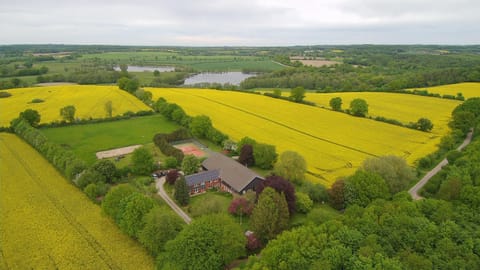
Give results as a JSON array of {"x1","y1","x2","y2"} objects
[{"x1": 96, "y1": 144, "x2": 142, "y2": 159}]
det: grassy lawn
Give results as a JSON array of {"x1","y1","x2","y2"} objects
[
  {"x1": 41, "y1": 114, "x2": 179, "y2": 164},
  {"x1": 183, "y1": 190, "x2": 233, "y2": 218}
]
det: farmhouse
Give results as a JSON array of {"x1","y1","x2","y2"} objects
[{"x1": 185, "y1": 153, "x2": 263, "y2": 195}]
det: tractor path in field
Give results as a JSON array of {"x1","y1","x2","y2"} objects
[
  {"x1": 409, "y1": 129, "x2": 474, "y2": 200},
  {"x1": 155, "y1": 177, "x2": 192, "y2": 224}
]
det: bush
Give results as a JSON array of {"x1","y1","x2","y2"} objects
[
  {"x1": 30, "y1": 98, "x2": 45, "y2": 103},
  {"x1": 163, "y1": 156, "x2": 178, "y2": 169},
  {"x1": 446, "y1": 150, "x2": 462, "y2": 164},
  {"x1": 0, "y1": 92, "x2": 12, "y2": 98},
  {"x1": 295, "y1": 192, "x2": 313, "y2": 213}
]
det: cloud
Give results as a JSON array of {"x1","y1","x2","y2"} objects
[{"x1": 0, "y1": 0, "x2": 479, "y2": 45}]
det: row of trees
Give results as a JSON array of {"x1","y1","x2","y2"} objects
[
  {"x1": 329, "y1": 96, "x2": 434, "y2": 131},
  {"x1": 102, "y1": 185, "x2": 184, "y2": 257},
  {"x1": 154, "y1": 98, "x2": 228, "y2": 145}
]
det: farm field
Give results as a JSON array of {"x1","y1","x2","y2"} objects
[
  {"x1": 80, "y1": 51, "x2": 284, "y2": 72},
  {"x1": 0, "y1": 85, "x2": 151, "y2": 127},
  {"x1": 42, "y1": 114, "x2": 179, "y2": 164},
  {"x1": 413, "y1": 82, "x2": 480, "y2": 99},
  {"x1": 0, "y1": 133, "x2": 154, "y2": 269},
  {"x1": 148, "y1": 88, "x2": 443, "y2": 185},
  {"x1": 304, "y1": 92, "x2": 460, "y2": 135}
]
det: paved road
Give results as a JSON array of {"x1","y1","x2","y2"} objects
[
  {"x1": 155, "y1": 177, "x2": 192, "y2": 224},
  {"x1": 409, "y1": 129, "x2": 474, "y2": 200}
]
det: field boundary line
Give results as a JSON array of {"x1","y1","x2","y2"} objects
[
  {"x1": 2, "y1": 140, "x2": 120, "y2": 270},
  {"x1": 174, "y1": 90, "x2": 377, "y2": 157}
]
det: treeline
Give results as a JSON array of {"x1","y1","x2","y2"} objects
[
  {"x1": 241, "y1": 65, "x2": 480, "y2": 92},
  {"x1": 154, "y1": 98, "x2": 228, "y2": 145},
  {"x1": 0, "y1": 66, "x2": 48, "y2": 77},
  {"x1": 11, "y1": 118, "x2": 86, "y2": 180}
]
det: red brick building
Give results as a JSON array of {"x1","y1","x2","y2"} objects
[{"x1": 185, "y1": 153, "x2": 263, "y2": 195}]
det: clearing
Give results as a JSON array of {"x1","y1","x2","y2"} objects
[{"x1": 0, "y1": 133, "x2": 154, "y2": 269}]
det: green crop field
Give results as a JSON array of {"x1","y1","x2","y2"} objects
[
  {"x1": 42, "y1": 114, "x2": 179, "y2": 164},
  {"x1": 80, "y1": 51, "x2": 283, "y2": 72},
  {"x1": 0, "y1": 133, "x2": 154, "y2": 269}
]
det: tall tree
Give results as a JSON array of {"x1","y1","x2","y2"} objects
[
  {"x1": 238, "y1": 144, "x2": 255, "y2": 167},
  {"x1": 344, "y1": 170, "x2": 390, "y2": 207},
  {"x1": 328, "y1": 179, "x2": 346, "y2": 210},
  {"x1": 104, "y1": 100, "x2": 113, "y2": 117},
  {"x1": 119, "y1": 193, "x2": 156, "y2": 238},
  {"x1": 92, "y1": 159, "x2": 117, "y2": 183},
  {"x1": 190, "y1": 115, "x2": 212, "y2": 138},
  {"x1": 158, "y1": 214, "x2": 246, "y2": 270},
  {"x1": 101, "y1": 184, "x2": 137, "y2": 222},
  {"x1": 253, "y1": 143, "x2": 278, "y2": 169},
  {"x1": 237, "y1": 136, "x2": 257, "y2": 154},
  {"x1": 19, "y1": 109, "x2": 40, "y2": 127},
  {"x1": 138, "y1": 207, "x2": 184, "y2": 256},
  {"x1": 181, "y1": 154, "x2": 199, "y2": 175},
  {"x1": 290, "y1": 86, "x2": 306, "y2": 103},
  {"x1": 165, "y1": 169, "x2": 179, "y2": 185},
  {"x1": 329, "y1": 97, "x2": 343, "y2": 111},
  {"x1": 362, "y1": 156, "x2": 415, "y2": 194},
  {"x1": 174, "y1": 176, "x2": 190, "y2": 206},
  {"x1": 416, "y1": 118, "x2": 434, "y2": 132},
  {"x1": 274, "y1": 151, "x2": 307, "y2": 184},
  {"x1": 250, "y1": 187, "x2": 289, "y2": 243},
  {"x1": 257, "y1": 175, "x2": 296, "y2": 214},
  {"x1": 350, "y1": 98, "x2": 368, "y2": 117},
  {"x1": 131, "y1": 147, "x2": 154, "y2": 175},
  {"x1": 60, "y1": 105, "x2": 76, "y2": 122}
]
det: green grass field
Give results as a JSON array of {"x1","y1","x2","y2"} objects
[{"x1": 41, "y1": 114, "x2": 179, "y2": 164}]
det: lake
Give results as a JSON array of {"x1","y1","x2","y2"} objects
[
  {"x1": 183, "y1": 72, "x2": 256, "y2": 86},
  {"x1": 114, "y1": 66, "x2": 175, "y2": 72}
]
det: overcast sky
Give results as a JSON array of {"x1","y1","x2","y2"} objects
[{"x1": 1, "y1": 0, "x2": 479, "y2": 46}]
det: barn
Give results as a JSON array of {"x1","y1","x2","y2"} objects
[{"x1": 185, "y1": 153, "x2": 263, "y2": 195}]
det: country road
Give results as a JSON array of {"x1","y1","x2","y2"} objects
[
  {"x1": 409, "y1": 129, "x2": 474, "y2": 200},
  {"x1": 155, "y1": 177, "x2": 192, "y2": 224}
]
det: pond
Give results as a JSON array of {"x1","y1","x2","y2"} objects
[
  {"x1": 113, "y1": 66, "x2": 175, "y2": 72},
  {"x1": 183, "y1": 72, "x2": 256, "y2": 86}
]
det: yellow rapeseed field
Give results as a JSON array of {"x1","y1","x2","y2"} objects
[
  {"x1": 305, "y1": 92, "x2": 460, "y2": 136},
  {"x1": 0, "y1": 133, "x2": 154, "y2": 269},
  {"x1": 413, "y1": 82, "x2": 480, "y2": 99},
  {"x1": 148, "y1": 88, "x2": 442, "y2": 185},
  {"x1": 0, "y1": 85, "x2": 151, "y2": 127}
]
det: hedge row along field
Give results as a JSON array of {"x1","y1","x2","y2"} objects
[
  {"x1": 0, "y1": 85, "x2": 151, "y2": 127},
  {"x1": 148, "y1": 88, "x2": 441, "y2": 185},
  {"x1": 0, "y1": 133, "x2": 154, "y2": 269},
  {"x1": 304, "y1": 92, "x2": 460, "y2": 135},
  {"x1": 413, "y1": 82, "x2": 480, "y2": 99}
]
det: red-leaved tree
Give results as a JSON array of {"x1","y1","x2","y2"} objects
[
  {"x1": 256, "y1": 175, "x2": 296, "y2": 215},
  {"x1": 166, "y1": 169, "x2": 179, "y2": 185},
  {"x1": 238, "y1": 144, "x2": 255, "y2": 167},
  {"x1": 228, "y1": 197, "x2": 254, "y2": 216}
]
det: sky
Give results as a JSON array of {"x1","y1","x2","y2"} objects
[{"x1": 1, "y1": 0, "x2": 479, "y2": 46}]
